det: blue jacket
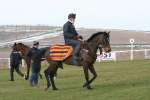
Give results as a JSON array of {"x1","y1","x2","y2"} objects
[{"x1": 63, "y1": 21, "x2": 78, "y2": 41}]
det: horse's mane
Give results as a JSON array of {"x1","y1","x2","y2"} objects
[
  {"x1": 87, "y1": 31, "x2": 106, "y2": 42},
  {"x1": 18, "y1": 43, "x2": 30, "y2": 48}
]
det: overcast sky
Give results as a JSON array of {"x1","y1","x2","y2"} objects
[{"x1": 0, "y1": 0, "x2": 150, "y2": 31}]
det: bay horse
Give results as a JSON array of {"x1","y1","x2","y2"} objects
[
  {"x1": 13, "y1": 31, "x2": 111, "y2": 90},
  {"x1": 12, "y1": 43, "x2": 45, "y2": 80},
  {"x1": 44, "y1": 31, "x2": 111, "y2": 90}
]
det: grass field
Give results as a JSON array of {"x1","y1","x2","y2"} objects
[{"x1": 0, "y1": 60, "x2": 150, "y2": 100}]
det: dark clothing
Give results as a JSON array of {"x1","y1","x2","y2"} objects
[
  {"x1": 63, "y1": 21, "x2": 78, "y2": 41},
  {"x1": 27, "y1": 47, "x2": 42, "y2": 63},
  {"x1": 63, "y1": 21, "x2": 80, "y2": 65},
  {"x1": 27, "y1": 47, "x2": 42, "y2": 73},
  {"x1": 10, "y1": 64, "x2": 24, "y2": 81},
  {"x1": 65, "y1": 39, "x2": 81, "y2": 60},
  {"x1": 10, "y1": 51, "x2": 24, "y2": 81},
  {"x1": 10, "y1": 51, "x2": 22, "y2": 66},
  {"x1": 27, "y1": 47, "x2": 42, "y2": 86}
]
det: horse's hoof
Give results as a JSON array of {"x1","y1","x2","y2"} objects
[
  {"x1": 87, "y1": 86, "x2": 93, "y2": 90},
  {"x1": 53, "y1": 88, "x2": 58, "y2": 91},
  {"x1": 9, "y1": 79, "x2": 14, "y2": 81},
  {"x1": 25, "y1": 77, "x2": 28, "y2": 80},
  {"x1": 24, "y1": 75, "x2": 29, "y2": 80},
  {"x1": 83, "y1": 83, "x2": 87, "y2": 87}
]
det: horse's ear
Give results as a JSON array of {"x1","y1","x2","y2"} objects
[
  {"x1": 14, "y1": 42, "x2": 17, "y2": 45},
  {"x1": 107, "y1": 31, "x2": 111, "y2": 34}
]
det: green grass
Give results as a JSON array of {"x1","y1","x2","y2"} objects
[{"x1": 0, "y1": 60, "x2": 150, "y2": 100}]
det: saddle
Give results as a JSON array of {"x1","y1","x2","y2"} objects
[
  {"x1": 49, "y1": 44, "x2": 73, "y2": 61},
  {"x1": 49, "y1": 41, "x2": 89, "y2": 61}
]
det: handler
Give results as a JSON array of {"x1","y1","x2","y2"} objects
[
  {"x1": 27, "y1": 41, "x2": 43, "y2": 86},
  {"x1": 10, "y1": 44, "x2": 24, "y2": 81}
]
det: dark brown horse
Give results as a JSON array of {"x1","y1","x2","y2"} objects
[
  {"x1": 13, "y1": 31, "x2": 111, "y2": 90},
  {"x1": 12, "y1": 43, "x2": 31, "y2": 80},
  {"x1": 12, "y1": 43, "x2": 46, "y2": 80},
  {"x1": 44, "y1": 31, "x2": 111, "y2": 90}
]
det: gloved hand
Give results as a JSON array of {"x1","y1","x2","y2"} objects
[{"x1": 76, "y1": 35, "x2": 83, "y2": 40}]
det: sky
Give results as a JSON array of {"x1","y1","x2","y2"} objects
[{"x1": 0, "y1": 0, "x2": 150, "y2": 31}]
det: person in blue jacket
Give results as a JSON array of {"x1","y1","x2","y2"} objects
[{"x1": 27, "y1": 41, "x2": 43, "y2": 86}]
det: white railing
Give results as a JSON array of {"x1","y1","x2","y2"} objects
[
  {"x1": 0, "y1": 58, "x2": 10, "y2": 69},
  {"x1": 0, "y1": 58, "x2": 25, "y2": 69},
  {"x1": 97, "y1": 49, "x2": 150, "y2": 62},
  {"x1": 1, "y1": 49, "x2": 150, "y2": 69}
]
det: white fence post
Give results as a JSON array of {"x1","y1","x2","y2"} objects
[
  {"x1": 129, "y1": 38, "x2": 135, "y2": 61},
  {"x1": 144, "y1": 49, "x2": 147, "y2": 59},
  {"x1": 113, "y1": 51, "x2": 117, "y2": 61},
  {"x1": 8, "y1": 58, "x2": 10, "y2": 69}
]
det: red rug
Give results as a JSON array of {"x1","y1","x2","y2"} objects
[{"x1": 49, "y1": 44, "x2": 73, "y2": 61}]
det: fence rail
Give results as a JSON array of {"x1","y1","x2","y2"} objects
[
  {"x1": 0, "y1": 58, "x2": 26, "y2": 69},
  {"x1": 0, "y1": 58, "x2": 10, "y2": 69},
  {"x1": 97, "y1": 49, "x2": 150, "y2": 61},
  {"x1": 1, "y1": 49, "x2": 150, "y2": 69}
]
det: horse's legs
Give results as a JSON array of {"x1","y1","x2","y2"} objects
[
  {"x1": 44, "y1": 67, "x2": 51, "y2": 90},
  {"x1": 83, "y1": 64, "x2": 92, "y2": 89},
  {"x1": 44, "y1": 61, "x2": 58, "y2": 91},
  {"x1": 49, "y1": 62, "x2": 59, "y2": 90},
  {"x1": 25, "y1": 59, "x2": 31, "y2": 80},
  {"x1": 39, "y1": 73, "x2": 43, "y2": 79},
  {"x1": 83, "y1": 65, "x2": 97, "y2": 87},
  {"x1": 49, "y1": 73, "x2": 58, "y2": 90},
  {"x1": 15, "y1": 65, "x2": 24, "y2": 77},
  {"x1": 26, "y1": 63, "x2": 30, "y2": 80},
  {"x1": 38, "y1": 65, "x2": 43, "y2": 79}
]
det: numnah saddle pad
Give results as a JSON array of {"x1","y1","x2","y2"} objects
[{"x1": 49, "y1": 45, "x2": 73, "y2": 61}]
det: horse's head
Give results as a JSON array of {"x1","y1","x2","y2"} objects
[
  {"x1": 100, "y1": 31, "x2": 111, "y2": 53},
  {"x1": 87, "y1": 31, "x2": 111, "y2": 53},
  {"x1": 12, "y1": 42, "x2": 18, "y2": 51},
  {"x1": 12, "y1": 42, "x2": 29, "y2": 55},
  {"x1": 12, "y1": 43, "x2": 23, "y2": 51}
]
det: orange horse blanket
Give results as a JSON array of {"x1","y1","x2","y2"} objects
[{"x1": 49, "y1": 45, "x2": 73, "y2": 61}]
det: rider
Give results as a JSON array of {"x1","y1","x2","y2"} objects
[
  {"x1": 63, "y1": 13, "x2": 83, "y2": 65},
  {"x1": 27, "y1": 41, "x2": 42, "y2": 86}
]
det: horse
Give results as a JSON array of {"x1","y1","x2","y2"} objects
[
  {"x1": 44, "y1": 31, "x2": 111, "y2": 90},
  {"x1": 12, "y1": 43, "x2": 46, "y2": 80},
  {"x1": 13, "y1": 31, "x2": 111, "y2": 90}
]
